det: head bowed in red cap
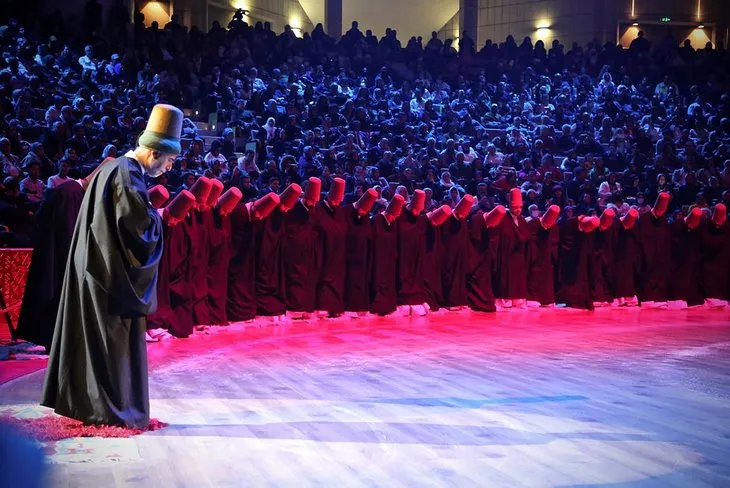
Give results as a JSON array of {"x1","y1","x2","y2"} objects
[
  {"x1": 385, "y1": 194, "x2": 405, "y2": 222},
  {"x1": 652, "y1": 192, "x2": 670, "y2": 218},
  {"x1": 303, "y1": 177, "x2": 321, "y2": 206},
  {"x1": 189, "y1": 176, "x2": 213, "y2": 208},
  {"x1": 216, "y1": 187, "x2": 242, "y2": 216},
  {"x1": 579, "y1": 215, "x2": 600, "y2": 233},
  {"x1": 148, "y1": 185, "x2": 170, "y2": 209},
  {"x1": 164, "y1": 190, "x2": 195, "y2": 225},
  {"x1": 328, "y1": 177, "x2": 346, "y2": 207},
  {"x1": 599, "y1": 208, "x2": 616, "y2": 231},
  {"x1": 409, "y1": 189, "x2": 426, "y2": 215},
  {"x1": 685, "y1": 206, "x2": 703, "y2": 229},
  {"x1": 279, "y1": 183, "x2": 303, "y2": 212},
  {"x1": 509, "y1": 188, "x2": 523, "y2": 216},
  {"x1": 355, "y1": 188, "x2": 378, "y2": 216},
  {"x1": 713, "y1": 203, "x2": 727, "y2": 227},
  {"x1": 427, "y1": 205, "x2": 453, "y2": 226},
  {"x1": 621, "y1": 207, "x2": 639, "y2": 229},
  {"x1": 484, "y1": 205, "x2": 507, "y2": 228},
  {"x1": 540, "y1": 205, "x2": 560, "y2": 229},
  {"x1": 205, "y1": 179, "x2": 225, "y2": 210},
  {"x1": 252, "y1": 192, "x2": 280, "y2": 220},
  {"x1": 454, "y1": 194, "x2": 475, "y2": 220}
]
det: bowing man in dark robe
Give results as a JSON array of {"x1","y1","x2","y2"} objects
[
  {"x1": 494, "y1": 188, "x2": 530, "y2": 309},
  {"x1": 315, "y1": 177, "x2": 348, "y2": 318},
  {"x1": 591, "y1": 209, "x2": 617, "y2": 308},
  {"x1": 666, "y1": 208, "x2": 704, "y2": 309},
  {"x1": 467, "y1": 203, "x2": 506, "y2": 312},
  {"x1": 440, "y1": 195, "x2": 475, "y2": 311},
  {"x1": 613, "y1": 208, "x2": 641, "y2": 307},
  {"x1": 227, "y1": 191, "x2": 279, "y2": 323},
  {"x1": 283, "y1": 177, "x2": 321, "y2": 320},
  {"x1": 255, "y1": 184, "x2": 302, "y2": 323},
  {"x1": 637, "y1": 192, "x2": 672, "y2": 308},
  {"x1": 41, "y1": 104, "x2": 182, "y2": 428},
  {"x1": 343, "y1": 188, "x2": 378, "y2": 318},
  {"x1": 556, "y1": 213, "x2": 600, "y2": 310},
  {"x1": 699, "y1": 204, "x2": 730, "y2": 308},
  {"x1": 525, "y1": 204, "x2": 560, "y2": 308},
  {"x1": 146, "y1": 188, "x2": 196, "y2": 338},
  {"x1": 182, "y1": 176, "x2": 214, "y2": 325},
  {"x1": 396, "y1": 189, "x2": 431, "y2": 316},
  {"x1": 370, "y1": 194, "x2": 404, "y2": 316},
  {"x1": 423, "y1": 205, "x2": 453, "y2": 312}
]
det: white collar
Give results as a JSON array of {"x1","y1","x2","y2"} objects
[{"x1": 124, "y1": 150, "x2": 145, "y2": 175}]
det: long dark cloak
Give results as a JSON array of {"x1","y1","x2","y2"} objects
[
  {"x1": 343, "y1": 205, "x2": 373, "y2": 312},
  {"x1": 591, "y1": 223, "x2": 618, "y2": 303},
  {"x1": 556, "y1": 217, "x2": 594, "y2": 309},
  {"x1": 206, "y1": 209, "x2": 232, "y2": 324},
  {"x1": 396, "y1": 212, "x2": 429, "y2": 306},
  {"x1": 282, "y1": 201, "x2": 319, "y2": 312},
  {"x1": 255, "y1": 208, "x2": 287, "y2": 316},
  {"x1": 314, "y1": 201, "x2": 347, "y2": 314},
  {"x1": 466, "y1": 211, "x2": 497, "y2": 312},
  {"x1": 525, "y1": 218, "x2": 560, "y2": 305},
  {"x1": 667, "y1": 219, "x2": 703, "y2": 304},
  {"x1": 370, "y1": 213, "x2": 398, "y2": 315},
  {"x1": 636, "y1": 212, "x2": 671, "y2": 302},
  {"x1": 41, "y1": 156, "x2": 162, "y2": 428},
  {"x1": 227, "y1": 204, "x2": 257, "y2": 321},
  {"x1": 613, "y1": 224, "x2": 640, "y2": 299},
  {"x1": 17, "y1": 182, "x2": 84, "y2": 350},
  {"x1": 493, "y1": 214, "x2": 530, "y2": 299},
  {"x1": 440, "y1": 215, "x2": 470, "y2": 308},
  {"x1": 699, "y1": 220, "x2": 730, "y2": 300},
  {"x1": 185, "y1": 210, "x2": 210, "y2": 324}
]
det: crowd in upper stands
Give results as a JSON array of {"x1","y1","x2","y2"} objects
[{"x1": 1, "y1": 0, "x2": 729, "y2": 246}]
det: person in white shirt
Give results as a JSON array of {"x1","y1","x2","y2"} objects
[
  {"x1": 78, "y1": 45, "x2": 98, "y2": 73},
  {"x1": 20, "y1": 162, "x2": 45, "y2": 203},
  {"x1": 47, "y1": 160, "x2": 73, "y2": 188},
  {"x1": 203, "y1": 140, "x2": 227, "y2": 167}
]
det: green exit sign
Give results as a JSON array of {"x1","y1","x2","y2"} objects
[{"x1": 661, "y1": 16, "x2": 671, "y2": 23}]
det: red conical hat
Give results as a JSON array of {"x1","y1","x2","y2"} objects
[
  {"x1": 279, "y1": 183, "x2": 303, "y2": 211},
  {"x1": 427, "y1": 204, "x2": 453, "y2": 226},
  {"x1": 252, "y1": 192, "x2": 280, "y2": 219},
  {"x1": 385, "y1": 194, "x2": 405, "y2": 220},
  {"x1": 217, "y1": 187, "x2": 243, "y2": 215},
  {"x1": 621, "y1": 207, "x2": 639, "y2": 229},
  {"x1": 408, "y1": 189, "x2": 426, "y2": 214},
  {"x1": 303, "y1": 177, "x2": 322, "y2": 203},
  {"x1": 454, "y1": 194, "x2": 475, "y2": 219},
  {"x1": 509, "y1": 188, "x2": 523, "y2": 206},
  {"x1": 328, "y1": 177, "x2": 346, "y2": 205},
  {"x1": 166, "y1": 190, "x2": 195, "y2": 220},
  {"x1": 599, "y1": 208, "x2": 616, "y2": 230},
  {"x1": 579, "y1": 215, "x2": 600, "y2": 232},
  {"x1": 685, "y1": 206, "x2": 703, "y2": 229},
  {"x1": 713, "y1": 203, "x2": 727, "y2": 226},
  {"x1": 653, "y1": 192, "x2": 670, "y2": 217},
  {"x1": 148, "y1": 185, "x2": 170, "y2": 209},
  {"x1": 541, "y1": 205, "x2": 560, "y2": 229},
  {"x1": 484, "y1": 205, "x2": 507, "y2": 227},
  {"x1": 189, "y1": 176, "x2": 213, "y2": 205},
  {"x1": 206, "y1": 179, "x2": 225, "y2": 209},
  {"x1": 355, "y1": 188, "x2": 378, "y2": 214}
]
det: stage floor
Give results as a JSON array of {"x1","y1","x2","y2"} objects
[{"x1": 2, "y1": 308, "x2": 730, "y2": 487}]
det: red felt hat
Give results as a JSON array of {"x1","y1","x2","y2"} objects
[
  {"x1": 206, "y1": 179, "x2": 225, "y2": 209},
  {"x1": 328, "y1": 177, "x2": 346, "y2": 205},
  {"x1": 484, "y1": 205, "x2": 507, "y2": 228},
  {"x1": 148, "y1": 185, "x2": 169, "y2": 209},
  {"x1": 303, "y1": 177, "x2": 322, "y2": 203},
  {"x1": 653, "y1": 192, "x2": 670, "y2": 217},
  {"x1": 189, "y1": 176, "x2": 213, "y2": 205},
  {"x1": 279, "y1": 183, "x2": 302, "y2": 211},
  {"x1": 579, "y1": 215, "x2": 600, "y2": 233},
  {"x1": 509, "y1": 188, "x2": 523, "y2": 207},
  {"x1": 252, "y1": 192, "x2": 280, "y2": 219},
  {"x1": 621, "y1": 207, "x2": 639, "y2": 229},
  {"x1": 216, "y1": 187, "x2": 242, "y2": 216},
  {"x1": 427, "y1": 204, "x2": 453, "y2": 226},
  {"x1": 355, "y1": 188, "x2": 378, "y2": 215},
  {"x1": 454, "y1": 194, "x2": 475, "y2": 220},
  {"x1": 166, "y1": 190, "x2": 195, "y2": 220},
  {"x1": 684, "y1": 206, "x2": 702, "y2": 229},
  {"x1": 713, "y1": 203, "x2": 727, "y2": 226},
  {"x1": 385, "y1": 194, "x2": 405, "y2": 220},
  {"x1": 599, "y1": 208, "x2": 616, "y2": 230},
  {"x1": 540, "y1": 205, "x2": 560, "y2": 229},
  {"x1": 408, "y1": 189, "x2": 426, "y2": 214}
]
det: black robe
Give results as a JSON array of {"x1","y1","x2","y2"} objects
[
  {"x1": 206, "y1": 209, "x2": 233, "y2": 324},
  {"x1": 282, "y1": 201, "x2": 319, "y2": 312},
  {"x1": 343, "y1": 205, "x2": 373, "y2": 312},
  {"x1": 185, "y1": 210, "x2": 210, "y2": 324},
  {"x1": 255, "y1": 208, "x2": 287, "y2": 316},
  {"x1": 699, "y1": 220, "x2": 730, "y2": 300},
  {"x1": 525, "y1": 218, "x2": 560, "y2": 305},
  {"x1": 466, "y1": 211, "x2": 498, "y2": 312},
  {"x1": 667, "y1": 219, "x2": 703, "y2": 305},
  {"x1": 613, "y1": 223, "x2": 640, "y2": 299},
  {"x1": 370, "y1": 213, "x2": 398, "y2": 315},
  {"x1": 440, "y1": 215, "x2": 470, "y2": 308},
  {"x1": 41, "y1": 156, "x2": 162, "y2": 428},
  {"x1": 591, "y1": 223, "x2": 618, "y2": 303},
  {"x1": 17, "y1": 182, "x2": 84, "y2": 350},
  {"x1": 556, "y1": 217, "x2": 594, "y2": 309},
  {"x1": 423, "y1": 220, "x2": 443, "y2": 310},
  {"x1": 636, "y1": 212, "x2": 671, "y2": 302},
  {"x1": 147, "y1": 220, "x2": 193, "y2": 338},
  {"x1": 396, "y1": 212, "x2": 429, "y2": 306},
  {"x1": 227, "y1": 204, "x2": 257, "y2": 321},
  {"x1": 494, "y1": 213, "x2": 530, "y2": 300},
  {"x1": 315, "y1": 201, "x2": 347, "y2": 314}
]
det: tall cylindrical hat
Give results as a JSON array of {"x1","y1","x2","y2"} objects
[
  {"x1": 408, "y1": 189, "x2": 426, "y2": 214},
  {"x1": 713, "y1": 203, "x2": 727, "y2": 226},
  {"x1": 427, "y1": 204, "x2": 453, "y2": 226},
  {"x1": 621, "y1": 207, "x2": 639, "y2": 229},
  {"x1": 252, "y1": 192, "x2": 280, "y2": 219},
  {"x1": 206, "y1": 179, "x2": 225, "y2": 209},
  {"x1": 579, "y1": 215, "x2": 600, "y2": 233},
  {"x1": 166, "y1": 190, "x2": 195, "y2": 221},
  {"x1": 303, "y1": 177, "x2": 322, "y2": 203},
  {"x1": 454, "y1": 194, "x2": 475, "y2": 220},
  {"x1": 217, "y1": 187, "x2": 243, "y2": 216},
  {"x1": 385, "y1": 194, "x2": 405, "y2": 220},
  {"x1": 189, "y1": 176, "x2": 213, "y2": 205},
  {"x1": 541, "y1": 204, "x2": 560, "y2": 229},
  {"x1": 328, "y1": 177, "x2": 346, "y2": 205},
  {"x1": 685, "y1": 206, "x2": 702, "y2": 229},
  {"x1": 484, "y1": 205, "x2": 507, "y2": 228},
  {"x1": 599, "y1": 208, "x2": 615, "y2": 230},
  {"x1": 279, "y1": 183, "x2": 303, "y2": 211},
  {"x1": 653, "y1": 192, "x2": 670, "y2": 217},
  {"x1": 354, "y1": 188, "x2": 378, "y2": 215},
  {"x1": 509, "y1": 188, "x2": 523, "y2": 206},
  {"x1": 148, "y1": 184, "x2": 170, "y2": 209},
  {"x1": 138, "y1": 104, "x2": 184, "y2": 155}
]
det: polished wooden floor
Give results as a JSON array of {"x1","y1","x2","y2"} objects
[{"x1": 2, "y1": 308, "x2": 730, "y2": 487}]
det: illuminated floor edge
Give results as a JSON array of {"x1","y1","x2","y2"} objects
[{"x1": 2, "y1": 308, "x2": 730, "y2": 487}]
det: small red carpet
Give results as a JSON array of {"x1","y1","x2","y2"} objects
[{"x1": 0, "y1": 415, "x2": 167, "y2": 442}]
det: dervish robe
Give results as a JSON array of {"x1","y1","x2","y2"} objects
[
  {"x1": 440, "y1": 215, "x2": 470, "y2": 308},
  {"x1": 282, "y1": 201, "x2": 319, "y2": 312},
  {"x1": 396, "y1": 212, "x2": 429, "y2": 306},
  {"x1": 343, "y1": 205, "x2": 373, "y2": 312},
  {"x1": 370, "y1": 213, "x2": 398, "y2": 315},
  {"x1": 466, "y1": 211, "x2": 498, "y2": 312},
  {"x1": 636, "y1": 212, "x2": 671, "y2": 303},
  {"x1": 255, "y1": 208, "x2": 287, "y2": 316},
  {"x1": 315, "y1": 201, "x2": 347, "y2": 314},
  {"x1": 556, "y1": 217, "x2": 594, "y2": 310},
  {"x1": 525, "y1": 218, "x2": 560, "y2": 305},
  {"x1": 494, "y1": 213, "x2": 530, "y2": 300}
]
